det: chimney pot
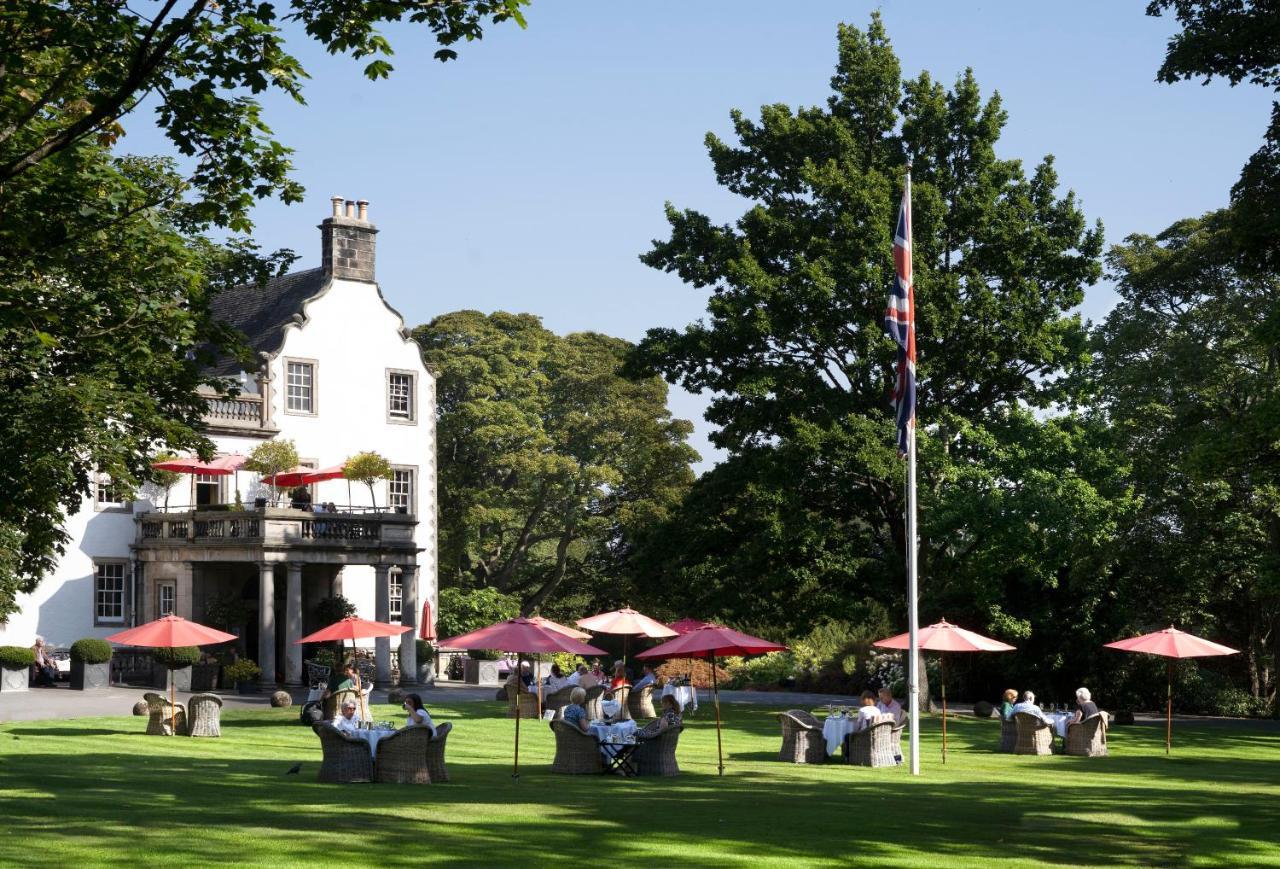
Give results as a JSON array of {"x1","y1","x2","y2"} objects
[
  {"x1": 330, "y1": 196, "x2": 343, "y2": 217},
  {"x1": 320, "y1": 198, "x2": 378, "y2": 283},
  {"x1": 344, "y1": 200, "x2": 355, "y2": 218},
  {"x1": 357, "y1": 200, "x2": 369, "y2": 222}
]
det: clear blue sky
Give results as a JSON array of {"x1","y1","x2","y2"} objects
[{"x1": 125, "y1": 1, "x2": 1275, "y2": 470}]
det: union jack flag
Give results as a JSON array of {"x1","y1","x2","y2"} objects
[{"x1": 884, "y1": 171, "x2": 915, "y2": 456}]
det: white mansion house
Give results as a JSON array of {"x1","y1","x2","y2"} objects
[{"x1": 0, "y1": 198, "x2": 437, "y2": 687}]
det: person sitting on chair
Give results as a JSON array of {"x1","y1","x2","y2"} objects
[
  {"x1": 1070, "y1": 687, "x2": 1099, "y2": 724},
  {"x1": 1009, "y1": 690, "x2": 1049, "y2": 722},
  {"x1": 610, "y1": 661, "x2": 629, "y2": 689},
  {"x1": 578, "y1": 664, "x2": 599, "y2": 690},
  {"x1": 589, "y1": 659, "x2": 605, "y2": 683},
  {"x1": 561, "y1": 687, "x2": 590, "y2": 734},
  {"x1": 333, "y1": 699, "x2": 361, "y2": 734},
  {"x1": 402, "y1": 693, "x2": 437, "y2": 737},
  {"x1": 324, "y1": 661, "x2": 360, "y2": 699},
  {"x1": 31, "y1": 636, "x2": 58, "y2": 686},
  {"x1": 999, "y1": 688, "x2": 1018, "y2": 720},
  {"x1": 876, "y1": 687, "x2": 904, "y2": 724},
  {"x1": 637, "y1": 693, "x2": 682, "y2": 738},
  {"x1": 633, "y1": 665, "x2": 658, "y2": 692},
  {"x1": 851, "y1": 690, "x2": 882, "y2": 732},
  {"x1": 545, "y1": 664, "x2": 570, "y2": 693},
  {"x1": 289, "y1": 485, "x2": 312, "y2": 510}
]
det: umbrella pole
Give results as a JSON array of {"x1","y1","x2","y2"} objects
[
  {"x1": 941, "y1": 656, "x2": 947, "y2": 764},
  {"x1": 170, "y1": 666, "x2": 176, "y2": 735},
  {"x1": 711, "y1": 653, "x2": 724, "y2": 776},
  {"x1": 1166, "y1": 660, "x2": 1172, "y2": 755},
  {"x1": 513, "y1": 656, "x2": 522, "y2": 779}
]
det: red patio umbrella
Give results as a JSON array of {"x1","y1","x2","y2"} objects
[
  {"x1": 638, "y1": 624, "x2": 787, "y2": 775},
  {"x1": 577, "y1": 606, "x2": 677, "y2": 666},
  {"x1": 440, "y1": 618, "x2": 607, "y2": 778},
  {"x1": 874, "y1": 619, "x2": 1015, "y2": 764},
  {"x1": 151, "y1": 454, "x2": 247, "y2": 508},
  {"x1": 262, "y1": 466, "x2": 316, "y2": 489},
  {"x1": 297, "y1": 616, "x2": 413, "y2": 722},
  {"x1": 301, "y1": 464, "x2": 350, "y2": 509},
  {"x1": 105, "y1": 615, "x2": 238, "y2": 734},
  {"x1": 419, "y1": 599, "x2": 437, "y2": 641},
  {"x1": 527, "y1": 615, "x2": 593, "y2": 641},
  {"x1": 1104, "y1": 626, "x2": 1240, "y2": 754},
  {"x1": 667, "y1": 617, "x2": 717, "y2": 634}
]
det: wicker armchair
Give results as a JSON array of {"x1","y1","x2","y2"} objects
[
  {"x1": 143, "y1": 692, "x2": 186, "y2": 736},
  {"x1": 633, "y1": 723, "x2": 682, "y2": 776},
  {"x1": 845, "y1": 717, "x2": 896, "y2": 767},
  {"x1": 610, "y1": 685, "x2": 632, "y2": 721},
  {"x1": 999, "y1": 717, "x2": 1018, "y2": 753},
  {"x1": 1065, "y1": 712, "x2": 1109, "y2": 757},
  {"x1": 776, "y1": 709, "x2": 826, "y2": 764},
  {"x1": 506, "y1": 677, "x2": 539, "y2": 718},
  {"x1": 583, "y1": 685, "x2": 606, "y2": 720},
  {"x1": 313, "y1": 722, "x2": 374, "y2": 783},
  {"x1": 304, "y1": 660, "x2": 331, "y2": 687},
  {"x1": 187, "y1": 693, "x2": 223, "y2": 738},
  {"x1": 374, "y1": 726, "x2": 433, "y2": 784},
  {"x1": 889, "y1": 722, "x2": 905, "y2": 764},
  {"x1": 628, "y1": 684, "x2": 656, "y2": 720},
  {"x1": 550, "y1": 719, "x2": 604, "y2": 774},
  {"x1": 424, "y1": 722, "x2": 452, "y2": 783},
  {"x1": 544, "y1": 686, "x2": 575, "y2": 718},
  {"x1": 1013, "y1": 712, "x2": 1055, "y2": 755}
]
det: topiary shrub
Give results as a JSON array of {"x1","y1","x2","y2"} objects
[
  {"x1": 973, "y1": 700, "x2": 995, "y2": 718},
  {"x1": 152, "y1": 646, "x2": 200, "y2": 670},
  {"x1": 416, "y1": 639, "x2": 433, "y2": 661},
  {"x1": 224, "y1": 659, "x2": 262, "y2": 683},
  {"x1": 387, "y1": 688, "x2": 406, "y2": 706},
  {"x1": 0, "y1": 646, "x2": 36, "y2": 669},
  {"x1": 70, "y1": 638, "x2": 113, "y2": 664},
  {"x1": 313, "y1": 595, "x2": 357, "y2": 625}
]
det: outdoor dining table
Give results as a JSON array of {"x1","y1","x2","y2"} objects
[
  {"x1": 1045, "y1": 711, "x2": 1073, "y2": 739},
  {"x1": 589, "y1": 719, "x2": 639, "y2": 775},
  {"x1": 347, "y1": 726, "x2": 397, "y2": 757},
  {"x1": 661, "y1": 683, "x2": 698, "y2": 713},
  {"x1": 822, "y1": 715, "x2": 857, "y2": 756}
]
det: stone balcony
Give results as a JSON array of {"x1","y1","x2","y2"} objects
[{"x1": 199, "y1": 387, "x2": 279, "y2": 438}]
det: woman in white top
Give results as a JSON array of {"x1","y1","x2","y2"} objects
[
  {"x1": 853, "y1": 690, "x2": 882, "y2": 732},
  {"x1": 403, "y1": 693, "x2": 437, "y2": 737}
]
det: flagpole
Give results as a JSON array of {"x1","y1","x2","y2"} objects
[{"x1": 904, "y1": 164, "x2": 921, "y2": 777}]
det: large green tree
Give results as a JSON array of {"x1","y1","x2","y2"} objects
[
  {"x1": 628, "y1": 17, "x2": 1122, "y2": 695},
  {"x1": 1149, "y1": 0, "x2": 1280, "y2": 268},
  {"x1": 1095, "y1": 209, "x2": 1280, "y2": 703},
  {"x1": 413, "y1": 311, "x2": 698, "y2": 616}
]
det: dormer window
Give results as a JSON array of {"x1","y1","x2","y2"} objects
[
  {"x1": 285, "y1": 359, "x2": 317, "y2": 415},
  {"x1": 387, "y1": 370, "x2": 416, "y2": 423}
]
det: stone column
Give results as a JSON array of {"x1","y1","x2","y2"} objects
[
  {"x1": 374, "y1": 564, "x2": 391, "y2": 688},
  {"x1": 398, "y1": 565, "x2": 419, "y2": 686},
  {"x1": 258, "y1": 562, "x2": 277, "y2": 685},
  {"x1": 331, "y1": 566, "x2": 343, "y2": 598},
  {"x1": 285, "y1": 562, "x2": 304, "y2": 686},
  {"x1": 174, "y1": 562, "x2": 194, "y2": 620}
]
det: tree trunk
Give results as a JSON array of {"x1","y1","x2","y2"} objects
[{"x1": 904, "y1": 649, "x2": 935, "y2": 713}]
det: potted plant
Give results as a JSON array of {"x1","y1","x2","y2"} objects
[
  {"x1": 244, "y1": 438, "x2": 300, "y2": 506},
  {"x1": 415, "y1": 639, "x2": 436, "y2": 685},
  {"x1": 151, "y1": 646, "x2": 200, "y2": 691},
  {"x1": 463, "y1": 648, "x2": 503, "y2": 686},
  {"x1": 224, "y1": 658, "x2": 262, "y2": 694},
  {"x1": 69, "y1": 638, "x2": 113, "y2": 690},
  {"x1": 0, "y1": 646, "x2": 35, "y2": 692},
  {"x1": 343, "y1": 451, "x2": 392, "y2": 511}
]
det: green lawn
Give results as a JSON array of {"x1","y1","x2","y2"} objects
[{"x1": 1, "y1": 703, "x2": 1277, "y2": 867}]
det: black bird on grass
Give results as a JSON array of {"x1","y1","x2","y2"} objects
[{"x1": 285, "y1": 763, "x2": 301, "y2": 775}]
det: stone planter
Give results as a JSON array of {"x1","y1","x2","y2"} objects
[
  {"x1": 463, "y1": 658, "x2": 501, "y2": 686},
  {"x1": 416, "y1": 661, "x2": 436, "y2": 686},
  {"x1": 152, "y1": 664, "x2": 192, "y2": 692},
  {"x1": 70, "y1": 660, "x2": 112, "y2": 690},
  {"x1": 0, "y1": 666, "x2": 29, "y2": 693},
  {"x1": 235, "y1": 680, "x2": 260, "y2": 695},
  {"x1": 190, "y1": 663, "x2": 219, "y2": 692}
]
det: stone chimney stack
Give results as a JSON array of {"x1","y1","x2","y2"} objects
[{"x1": 320, "y1": 196, "x2": 377, "y2": 282}]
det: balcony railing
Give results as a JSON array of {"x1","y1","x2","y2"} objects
[
  {"x1": 199, "y1": 388, "x2": 278, "y2": 436},
  {"x1": 136, "y1": 507, "x2": 416, "y2": 551}
]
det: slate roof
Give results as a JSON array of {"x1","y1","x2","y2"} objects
[{"x1": 206, "y1": 267, "x2": 328, "y2": 375}]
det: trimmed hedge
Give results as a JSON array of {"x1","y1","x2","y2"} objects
[
  {"x1": 70, "y1": 638, "x2": 113, "y2": 664},
  {"x1": 152, "y1": 646, "x2": 200, "y2": 669},
  {"x1": 224, "y1": 659, "x2": 261, "y2": 682},
  {"x1": 0, "y1": 645, "x2": 36, "y2": 670}
]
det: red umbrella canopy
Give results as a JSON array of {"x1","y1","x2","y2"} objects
[
  {"x1": 104, "y1": 614, "x2": 238, "y2": 648},
  {"x1": 873, "y1": 619, "x2": 1016, "y2": 653},
  {"x1": 527, "y1": 615, "x2": 593, "y2": 641},
  {"x1": 263, "y1": 466, "x2": 318, "y2": 488},
  {"x1": 1104, "y1": 626, "x2": 1240, "y2": 658},
  {"x1": 441, "y1": 618, "x2": 608, "y2": 656},
  {"x1": 297, "y1": 616, "x2": 412, "y2": 644},
  {"x1": 577, "y1": 607, "x2": 677, "y2": 638},
  {"x1": 302, "y1": 464, "x2": 346, "y2": 484},
  {"x1": 151, "y1": 454, "x2": 246, "y2": 476},
  {"x1": 668, "y1": 617, "x2": 718, "y2": 635},
  {"x1": 419, "y1": 599, "x2": 437, "y2": 641},
  {"x1": 637, "y1": 624, "x2": 787, "y2": 660}
]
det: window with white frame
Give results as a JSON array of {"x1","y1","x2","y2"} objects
[
  {"x1": 389, "y1": 468, "x2": 414, "y2": 514},
  {"x1": 157, "y1": 582, "x2": 175, "y2": 618},
  {"x1": 194, "y1": 473, "x2": 220, "y2": 507},
  {"x1": 286, "y1": 360, "x2": 315, "y2": 414},
  {"x1": 94, "y1": 562, "x2": 126, "y2": 625},
  {"x1": 95, "y1": 475, "x2": 129, "y2": 510},
  {"x1": 389, "y1": 570, "x2": 403, "y2": 623},
  {"x1": 387, "y1": 371, "x2": 415, "y2": 422}
]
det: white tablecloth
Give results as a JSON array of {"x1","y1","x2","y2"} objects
[
  {"x1": 1046, "y1": 712, "x2": 1072, "y2": 738},
  {"x1": 661, "y1": 684, "x2": 698, "y2": 712},
  {"x1": 347, "y1": 727, "x2": 396, "y2": 757},
  {"x1": 600, "y1": 699, "x2": 622, "y2": 719},
  {"x1": 822, "y1": 716, "x2": 857, "y2": 756},
  {"x1": 589, "y1": 719, "x2": 638, "y2": 761}
]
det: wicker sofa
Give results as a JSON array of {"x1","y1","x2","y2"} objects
[
  {"x1": 776, "y1": 709, "x2": 826, "y2": 764},
  {"x1": 187, "y1": 693, "x2": 223, "y2": 737},
  {"x1": 550, "y1": 719, "x2": 604, "y2": 774},
  {"x1": 1013, "y1": 712, "x2": 1055, "y2": 755},
  {"x1": 143, "y1": 692, "x2": 186, "y2": 736},
  {"x1": 1065, "y1": 712, "x2": 1108, "y2": 757}
]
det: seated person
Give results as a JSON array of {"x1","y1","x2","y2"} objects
[
  {"x1": 518, "y1": 661, "x2": 534, "y2": 688},
  {"x1": 289, "y1": 485, "x2": 312, "y2": 510},
  {"x1": 545, "y1": 664, "x2": 570, "y2": 693},
  {"x1": 1009, "y1": 690, "x2": 1049, "y2": 722},
  {"x1": 876, "y1": 687, "x2": 904, "y2": 723},
  {"x1": 332, "y1": 699, "x2": 362, "y2": 734},
  {"x1": 632, "y1": 665, "x2": 658, "y2": 692},
  {"x1": 402, "y1": 693, "x2": 437, "y2": 737},
  {"x1": 638, "y1": 694, "x2": 682, "y2": 738},
  {"x1": 566, "y1": 663, "x2": 586, "y2": 686},
  {"x1": 589, "y1": 659, "x2": 606, "y2": 683},
  {"x1": 1071, "y1": 687, "x2": 1100, "y2": 723},
  {"x1": 852, "y1": 690, "x2": 882, "y2": 732},
  {"x1": 578, "y1": 665, "x2": 600, "y2": 690},
  {"x1": 999, "y1": 688, "x2": 1018, "y2": 720},
  {"x1": 610, "y1": 661, "x2": 629, "y2": 689},
  {"x1": 32, "y1": 636, "x2": 58, "y2": 686},
  {"x1": 324, "y1": 661, "x2": 360, "y2": 699},
  {"x1": 561, "y1": 687, "x2": 590, "y2": 734}
]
